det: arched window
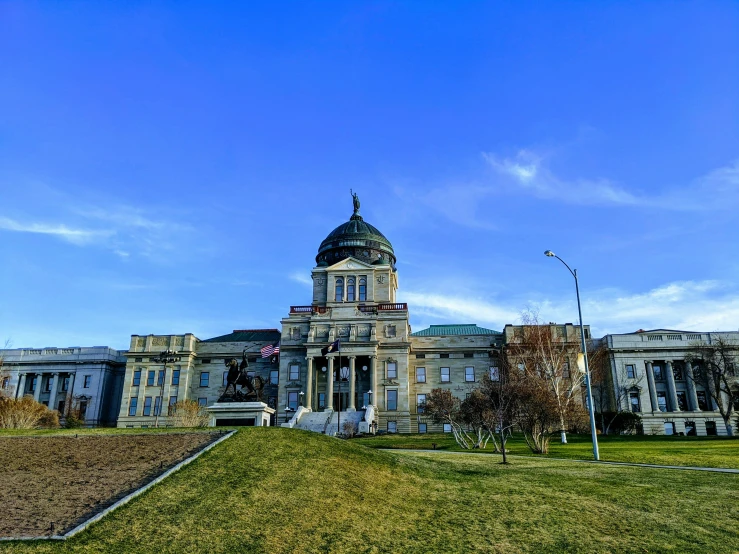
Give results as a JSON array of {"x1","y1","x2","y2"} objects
[
  {"x1": 347, "y1": 277, "x2": 355, "y2": 301},
  {"x1": 335, "y1": 278, "x2": 344, "y2": 302},
  {"x1": 359, "y1": 277, "x2": 367, "y2": 301}
]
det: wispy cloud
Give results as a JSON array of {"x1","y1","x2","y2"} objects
[
  {"x1": 0, "y1": 216, "x2": 113, "y2": 245},
  {"x1": 483, "y1": 150, "x2": 739, "y2": 211},
  {"x1": 402, "y1": 280, "x2": 739, "y2": 336},
  {"x1": 289, "y1": 271, "x2": 313, "y2": 287}
]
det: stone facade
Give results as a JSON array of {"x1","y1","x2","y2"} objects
[
  {"x1": 0, "y1": 346, "x2": 126, "y2": 426},
  {"x1": 603, "y1": 329, "x2": 739, "y2": 436}
]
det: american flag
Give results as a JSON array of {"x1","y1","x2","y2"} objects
[{"x1": 261, "y1": 341, "x2": 280, "y2": 358}]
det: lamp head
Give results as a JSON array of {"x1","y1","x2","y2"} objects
[{"x1": 544, "y1": 250, "x2": 555, "y2": 257}]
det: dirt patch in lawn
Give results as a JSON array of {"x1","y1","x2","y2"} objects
[{"x1": 0, "y1": 431, "x2": 222, "y2": 538}]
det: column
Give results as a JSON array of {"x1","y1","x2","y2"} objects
[
  {"x1": 326, "y1": 357, "x2": 334, "y2": 410},
  {"x1": 16, "y1": 373, "x2": 27, "y2": 399},
  {"x1": 684, "y1": 362, "x2": 699, "y2": 411},
  {"x1": 48, "y1": 373, "x2": 60, "y2": 411},
  {"x1": 645, "y1": 362, "x2": 657, "y2": 412},
  {"x1": 665, "y1": 361, "x2": 679, "y2": 411},
  {"x1": 33, "y1": 373, "x2": 42, "y2": 402},
  {"x1": 369, "y1": 355, "x2": 376, "y2": 406},
  {"x1": 305, "y1": 357, "x2": 313, "y2": 411},
  {"x1": 348, "y1": 356, "x2": 356, "y2": 411}
]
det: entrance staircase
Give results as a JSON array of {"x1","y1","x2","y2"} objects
[
  {"x1": 294, "y1": 410, "x2": 333, "y2": 433},
  {"x1": 324, "y1": 409, "x2": 365, "y2": 436}
]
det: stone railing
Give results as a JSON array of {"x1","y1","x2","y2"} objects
[
  {"x1": 290, "y1": 306, "x2": 331, "y2": 315},
  {"x1": 280, "y1": 405, "x2": 309, "y2": 428},
  {"x1": 359, "y1": 405, "x2": 376, "y2": 434},
  {"x1": 377, "y1": 303, "x2": 407, "y2": 311}
]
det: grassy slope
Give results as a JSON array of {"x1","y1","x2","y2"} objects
[
  {"x1": 355, "y1": 432, "x2": 739, "y2": 469},
  {"x1": 1, "y1": 428, "x2": 738, "y2": 553}
]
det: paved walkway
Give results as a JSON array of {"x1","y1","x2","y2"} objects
[{"x1": 379, "y1": 448, "x2": 739, "y2": 474}]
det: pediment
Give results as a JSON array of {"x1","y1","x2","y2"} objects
[{"x1": 326, "y1": 257, "x2": 375, "y2": 271}]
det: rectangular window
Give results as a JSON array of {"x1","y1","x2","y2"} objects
[
  {"x1": 128, "y1": 397, "x2": 138, "y2": 416},
  {"x1": 387, "y1": 390, "x2": 398, "y2": 411},
  {"x1": 685, "y1": 421, "x2": 696, "y2": 436},
  {"x1": 83, "y1": 375, "x2": 91, "y2": 388},
  {"x1": 387, "y1": 421, "x2": 397, "y2": 433},
  {"x1": 135, "y1": 357, "x2": 143, "y2": 363},
  {"x1": 629, "y1": 392, "x2": 640, "y2": 413},
  {"x1": 440, "y1": 353, "x2": 449, "y2": 359},
  {"x1": 147, "y1": 370, "x2": 155, "y2": 386},
  {"x1": 1, "y1": 377, "x2": 9, "y2": 389},
  {"x1": 157, "y1": 370, "x2": 165, "y2": 386},
  {"x1": 197, "y1": 397, "x2": 207, "y2": 407},
  {"x1": 289, "y1": 364, "x2": 300, "y2": 381},
  {"x1": 143, "y1": 396, "x2": 152, "y2": 416},
  {"x1": 705, "y1": 421, "x2": 717, "y2": 436},
  {"x1": 441, "y1": 367, "x2": 450, "y2": 383},
  {"x1": 223, "y1": 371, "x2": 229, "y2": 386},
  {"x1": 416, "y1": 367, "x2": 426, "y2": 383},
  {"x1": 653, "y1": 365, "x2": 664, "y2": 381},
  {"x1": 676, "y1": 391, "x2": 688, "y2": 411},
  {"x1": 45, "y1": 377, "x2": 52, "y2": 392},
  {"x1": 418, "y1": 422, "x2": 427, "y2": 434},
  {"x1": 270, "y1": 370, "x2": 279, "y2": 385},
  {"x1": 416, "y1": 353, "x2": 426, "y2": 359},
  {"x1": 61, "y1": 376, "x2": 69, "y2": 392},
  {"x1": 490, "y1": 366, "x2": 499, "y2": 381},
  {"x1": 335, "y1": 278, "x2": 344, "y2": 302},
  {"x1": 697, "y1": 391, "x2": 708, "y2": 411},
  {"x1": 464, "y1": 352, "x2": 474, "y2": 358},
  {"x1": 133, "y1": 370, "x2": 141, "y2": 386},
  {"x1": 172, "y1": 369, "x2": 180, "y2": 386},
  {"x1": 562, "y1": 362, "x2": 570, "y2": 379},
  {"x1": 443, "y1": 423, "x2": 452, "y2": 433},
  {"x1": 29, "y1": 376, "x2": 37, "y2": 392},
  {"x1": 387, "y1": 362, "x2": 397, "y2": 379},
  {"x1": 168, "y1": 396, "x2": 177, "y2": 415},
  {"x1": 318, "y1": 393, "x2": 326, "y2": 409},
  {"x1": 154, "y1": 396, "x2": 162, "y2": 416},
  {"x1": 673, "y1": 365, "x2": 684, "y2": 381},
  {"x1": 288, "y1": 391, "x2": 299, "y2": 410},
  {"x1": 417, "y1": 394, "x2": 426, "y2": 414},
  {"x1": 201, "y1": 359, "x2": 211, "y2": 364},
  {"x1": 58, "y1": 400, "x2": 65, "y2": 414},
  {"x1": 626, "y1": 364, "x2": 635, "y2": 379},
  {"x1": 657, "y1": 391, "x2": 668, "y2": 412},
  {"x1": 200, "y1": 372, "x2": 210, "y2": 387},
  {"x1": 79, "y1": 401, "x2": 87, "y2": 419},
  {"x1": 347, "y1": 278, "x2": 355, "y2": 301},
  {"x1": 664, "y1": 422, "x2": 675, "y2": 435},
  {"x1": 465, "y1": 367, "x2": 475, "y2": 382},
  {"x1": 359, "y1": 277, "x2": 367, "y2": 302}
]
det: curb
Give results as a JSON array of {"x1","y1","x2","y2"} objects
[{"x1": 0, "y1": 430, "x2": 237, "y2": 542}]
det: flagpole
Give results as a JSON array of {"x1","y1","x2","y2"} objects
[{"x1": 337, "y1": 339, "x2": 341, "y2": 436}]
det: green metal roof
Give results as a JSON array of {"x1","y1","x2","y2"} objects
[
  {"x1": 203, "y1": 329, "x2": 281, "y2": 343},
  {"x1": 411, "y1": 324, "x2": 502, "y2": 337}
]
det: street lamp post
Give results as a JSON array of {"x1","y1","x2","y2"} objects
[
  {"x1": 152, "y1": 349, "x2": 181, "y2": 428},
  {"x1": 544, "y1": 250, "x2": 600, "y2": 461},
  {"x1": 338, "y1": 365, "x2": 350, "y2": 435}
]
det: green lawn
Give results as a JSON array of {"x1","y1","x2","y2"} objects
[
  {"x1": 1, "y1": 428, "x2": 738, "y2": 553},
  {"x1": 354, "y1": 432, "x2": 739, "y2": 469}
]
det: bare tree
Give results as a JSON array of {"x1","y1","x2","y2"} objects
[
  {"x1": 424, "y1": 388, "x2": 479, "y2": 450},
  {"x1": 685, "y1": 336, "x2": 739, "y2": 436},
  {"x1": 479, "y1": 360, "x2": 519, "y2": 463},
  {"x1": 0, "y1": 340, "x2": 13, "y2": 398},
  {"x1": 506, "y1": 311, "x2": 588, "y2": 444}
]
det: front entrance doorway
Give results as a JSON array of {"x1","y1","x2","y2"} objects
[{"x1": 333, "y1": 392, "x2": 350, "y2": 411}]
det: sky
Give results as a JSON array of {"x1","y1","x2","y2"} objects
[{"x1": 1, "y1": 1, "x2": 738, "y2": 350}]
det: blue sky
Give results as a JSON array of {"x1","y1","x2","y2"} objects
[{"x1": 1, "y1": 1, "x2": 738, "y2": 350}]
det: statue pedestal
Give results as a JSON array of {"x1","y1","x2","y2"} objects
[{"x1": 207, "y1": 402, "x2": 275, "y2": 427}]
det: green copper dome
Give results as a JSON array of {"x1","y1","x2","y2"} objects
[{"x1": 316, "y1": 197, "x2": 396, "y2": 268}]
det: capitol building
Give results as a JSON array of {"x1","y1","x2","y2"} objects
[{"x1": 2, "y1": 197, "x2": 737, "y2": 437}]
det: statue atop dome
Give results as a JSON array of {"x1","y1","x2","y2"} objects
[{"x1": 350, "y1": 189, "x2": 360, "y2": 216}]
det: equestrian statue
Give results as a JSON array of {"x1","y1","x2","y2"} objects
[{"x1": 220, "y1": 349, "x2": 267, "y2": 402}]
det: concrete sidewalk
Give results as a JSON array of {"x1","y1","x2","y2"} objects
[{"x1": 379, "y1": 448, "x2": 739, "y2": 474}]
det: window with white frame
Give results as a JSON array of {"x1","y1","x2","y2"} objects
[
  {"x1": 387, "y1": 389, "x2": 398, "y2": 410},
  {"x1": 417, "y1": 393, "x2": 426, "y2": 413},
  {"x1": 416, "y1": 367, "x2": 426, "y2": 383},
  {"x1": 289, "y1": 364, "x2": 300, "y2": 381},
  {"x1": 387, "y1": 362, "x2": 397, "y2": 380},
  {"x1": 347, "y1": 277, "x2": 355, "y2": 301},
  {"x1": 387, "y1": 421, "x2": 397, "y2": 433},
  {"x1": 626, "y1": 364, "x2": 636, "y2": 379},
  {"x1": 465, "y1": 367, "x2": 475, "y2": 382},
  {"x1": 335, "y1": 278, "x2": 344, "y2": 302},
  {"x1": 441, "y1": 367, "x2": 450, "y2": 383},
  {"x1": 359, "y1": 277, "x2": 367, "y2": 301}
]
